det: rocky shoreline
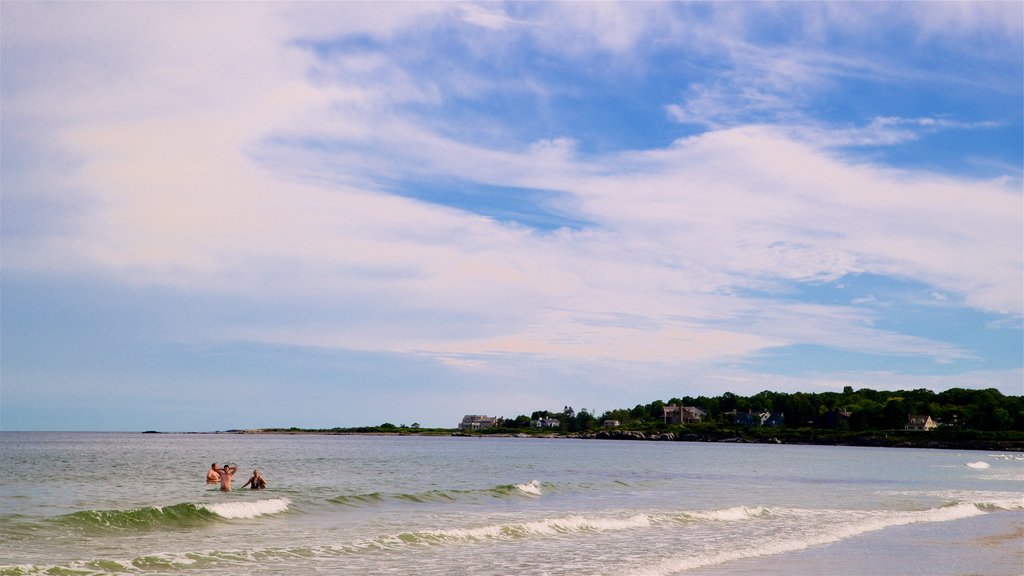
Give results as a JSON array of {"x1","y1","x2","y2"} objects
[
  {"x1": 226, "y1": 427, "x2": 1024, "y2": 452},
  {"x1": 570, "y1": 429, "x2": 1024, "y2": 452},
  {"x1": 178, "y1": 424, "x2": 1024, "y2": 450}
]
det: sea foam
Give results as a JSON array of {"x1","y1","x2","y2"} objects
[
  {"x1": 966, "y1": 461, "x2": 991, "y2": 469},
  {"x1": 516, "y1": 480, "x2": 543, "y2": 496},
  {"x1": 686, "y1": 506, "x2": 769, "y2": 521},
  {"x1": 203, "y1": 498, "x2": 290, "y2": 519},
  {"x1": 625, "y1": 503, "x2": 988, "y2": 576}
]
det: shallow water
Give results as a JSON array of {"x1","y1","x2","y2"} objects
[{"x1": 1, "y1": 432, "x2": 1021, "y2": 575}]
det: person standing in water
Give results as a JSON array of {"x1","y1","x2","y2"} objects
[
  {"x1": 218, "y1": 464, "x2": 239, "y2": 491},
  {"x1": 241, "y1": 469, "x2": 267, "y2": 489},
  {"x1": 206, "y1": 463, "x2": 221, "y2": 484}
]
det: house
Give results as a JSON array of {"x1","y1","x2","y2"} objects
[
  {"x1": 662, "y1": 405, "x2": 706, "y2": 425},
  {"x1": 726, "y1": 409, "x2": 782, "y2": 427},
  {"x1": 819, "y1": 409, "x2": 851, "y2": 429},
  {"x1": 458, "y1": 415, "x2": 499, "y2": 430},
  {"x1": 763, "y1": 412, "x2": 785, "y2": 428},
  {"x1": 727, "y1": 410, "x2": 759, "y2": 426},
  {"x1": 532, "y1": 417, "x2": 561, "y2": 429},
  {"x1": 603, "y1": 420, "x2": 620, "y2": 428},
  {"x1": 663, "y1": 404, "x2": 682, "y2": 424},
  {"x1": 905, "y1": 415, "x2": 937, "y2": 431},
  {"x1": 682, "y1": 406, "x2": 705, "y2": 424}
]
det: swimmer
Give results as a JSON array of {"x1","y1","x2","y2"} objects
[
  {"x1": 218, "y1": 464, "x2": 238, "y2": 491},
  {"x1": 241, "y1": 469, "x2": 267, "y2": 490},
  {"x1": 206, "y1": 463, "x2": 221, "y2": 484}
]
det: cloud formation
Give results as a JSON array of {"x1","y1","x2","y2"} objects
[{"x1": 2, "y1": 2, "x2": 1020, "y2": 429}]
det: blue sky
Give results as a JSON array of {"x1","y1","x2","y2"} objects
[{"x1": 2, "y1": 2, "x2": 1021, "y2": 431}]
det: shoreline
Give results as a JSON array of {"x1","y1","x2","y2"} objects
[
  {"x1": 165, "y1": 428, "x2": 1024, "y2": 452},
  {"x1": 683, "y1": 509, "x2": 1024, "y2": 576}
]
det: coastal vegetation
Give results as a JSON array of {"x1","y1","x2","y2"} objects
[
  {"x1": 561, "y1": 386, "x2": 1023, "y2": 433},
  {"x1": 250, "y1": 387, "x2": 1024, "y2": 451}
]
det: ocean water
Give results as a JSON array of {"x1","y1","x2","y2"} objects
[{"x1": 0, "y1": 432, "x2": 1021, "y2": 575}]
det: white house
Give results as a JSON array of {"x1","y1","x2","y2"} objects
[{"x1": 532, "y1": 417, "x2": 561, "y2": 428}]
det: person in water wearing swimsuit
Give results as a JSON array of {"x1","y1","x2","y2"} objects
[
  {"x1": 241, "y1": 469, "x2": 267, "y2": 490},
  {"x1": 206, "y1": 463, "x2": 221, "y2": 484},
  {"x1": 218, "y1": 464, "x2": 238, "y2": 491}
]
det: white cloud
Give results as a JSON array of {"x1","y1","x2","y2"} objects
[
  {"x1": 458, "y1": 4, "x2": 526, "y2": 31},
  {"x1": 3, "y1": 1, "x2": 1019, "y2": 383}
]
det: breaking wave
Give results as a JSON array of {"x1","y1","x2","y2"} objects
[
  {"x1": 50, "y1": 498, "x2": 290, "y2": 532},
  {"x1": 202, "y1": 498, "x2": 290, "y2": 519},
  {"x1": 625, "y1": 503, "x2": 992, "y2": 576},
  {"x1": 328, "y1": 481, "x2": 548, "y2": 507},
  {"x1": 3, "y1": 499, "x2": 1011, "y2": 575}
]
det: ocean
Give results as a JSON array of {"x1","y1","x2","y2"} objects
[{"x1": 0, "y1": 432, "x2": 1021, "y2": 575}]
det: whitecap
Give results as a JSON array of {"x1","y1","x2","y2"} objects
[
  {"x1": 398, "y1": 512, "x2": 653, "y2": 543},
  {"x1": 516, "y1": 480, "x2": 542, "y2": 496},
  {"x1": 687, "y1": 506, "x2": 769, "y2": 521},
  {"x1": 203, "y1": 497, "x2": 290, "y2": 519},
  {"x1": 966, "y1": 461, "x2": 991, "y2": 469},
  {"x1": 623, "y1": 503, "x2": 986, "y2": 576}
]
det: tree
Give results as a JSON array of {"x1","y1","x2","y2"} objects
[
  {"x1": 509, "y1": 415, "x2": 532, "y2": 429},
  {"x1": 573, "y1": 409, "x2": 597, "y2": 432},
  {"x1": 629, "y1": 404, "x2": 650, "y2": 422},
  {"x1": 882, "y1": 397, "x2": 908, "y2": 430},
  {"x1": 780, "y1": 393, "x2": 816, "y2": 427}
]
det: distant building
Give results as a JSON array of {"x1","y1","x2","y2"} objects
[
  {"x1": 532, "y1": 417, "x2": 561, "y2": 429},
  {"x1": 458, "y1": 415, "x2": 499, "y2": 430},
  {"x1": 603, "y1": 420, "x2": 621, "y2": 428},
  {"x1": 905, "y1": 415, "x2": 937, "y2": 431},
  {"x1": 726, "y1": 409, "x2": 782, "y2": 427},
  {"x1": 819, "y1": 409, "x2": 852, "y2": 429},
  {"x1": 682, "y1": 406, "x2": 706, "y2": 424},
  {"x1": 662, "y1": 405, "x2": 706, "y2": 425},
  {"x1": 727, "y1": 410, "x2": 757, "y2": 426},
  {"x1": 763, "y1": 411, "x2": 785, "y2": 428}
]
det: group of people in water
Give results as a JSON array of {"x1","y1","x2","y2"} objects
[{"x1": 206, "y1": 463, "x2": 266, "y2": 491}]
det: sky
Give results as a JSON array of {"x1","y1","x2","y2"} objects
[{"x1": 1, "y1": 2, "x2": 1022, "y2": 432}]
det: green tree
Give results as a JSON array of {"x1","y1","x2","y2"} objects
[
  {"x1": 882, "y1": 397, "x2": 909, "y2": 430},
  {"x1": 509, "y1": 415, "x2": 532, "y2": 429},
  {"x1": 574, "y1": 409, "x2": 597, "y2": 432}
]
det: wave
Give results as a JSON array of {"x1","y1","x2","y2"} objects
[
  {"x1": 515, "y1": 479, "x2": 543, "y2": 495},
  {"x1": 3, "y1": 499, "x2": 1011, "y2": 575},
  {"x1": 966, "y1": 461, "x2": 991, "y2": 469},
  {"x1": 346, "y1": 501, "x2": 1008, "y2": 570},
  {"x1": 203, "y1": 498, "x2": 290, "y2": 519},
  {"x1": 880, "y1": 490, "x2": 1024, "y2": 511},
  {"x1": 55, "y1": 503, "x2": 219, "y2": 532},
  {"x1": 50, "y1": 498, "x2": 290, "y2": 532},
  {"x1": 625, "y1": 503, "x2": 990, "y2": 576},
  {"x1": 385, "y1": 513, "x2": 654, "y2": 545},
  {"x1": 679, "y1": 506, "x2": 771, "y2": 522},
  {"x1": 328, "y1": 481, "x2": 547, "y2": 507}
]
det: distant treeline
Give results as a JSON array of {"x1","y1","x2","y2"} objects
[{"x1": 504, "y1": 386, "x2": 1024, "y2": 433}]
